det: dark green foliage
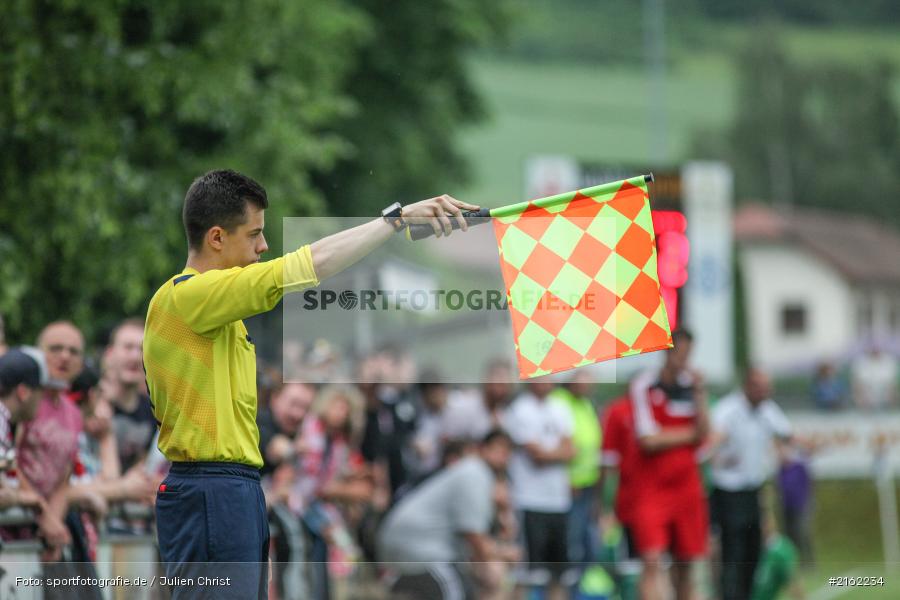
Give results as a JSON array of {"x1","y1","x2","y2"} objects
[
  {"x1": 693, "y1": 0, "x2": 900, "y2": 25},
  {"x1": 700, "y1": 25, "x2": 900, "y2": 224},
  {"x1": 0, "y1": 0, "x2": 504, "y2": 344},
  {"x1": 312, "y1": 0, "x2": 509, "y2": 215}
]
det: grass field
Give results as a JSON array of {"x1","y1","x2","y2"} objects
[{"x1": 801, "y1": 480, "x2": 900, "y2": 598}]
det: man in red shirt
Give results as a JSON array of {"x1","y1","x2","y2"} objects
[
  {"x1": 600, "y1": 395, "x2": 640, "y2": 536},
  {"x1": 599, "y1": 394, "x2": 642, "y2": 600},
  {"x1": 628, "y1": 329, "x2": 709, "y2": 600}
]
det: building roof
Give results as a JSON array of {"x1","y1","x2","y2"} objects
[{"x1": 734, "y1": 203, "x2": 900, "y2": 285}]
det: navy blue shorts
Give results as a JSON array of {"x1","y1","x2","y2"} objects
[{"x1": 156, "y1": 462, "x2": 269, "y2": 599}]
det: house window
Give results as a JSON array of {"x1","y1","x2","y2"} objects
[{"x1": 781, "y1": 303, "x2": 806, "y2": 335}]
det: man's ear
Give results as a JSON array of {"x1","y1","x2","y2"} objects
[{"x1": 206, "y1": 226, "x2": 226, "y2": 251}]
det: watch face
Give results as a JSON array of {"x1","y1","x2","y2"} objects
[{"x1": 383, "y1": 202, "x2": 404, "y2": 229}]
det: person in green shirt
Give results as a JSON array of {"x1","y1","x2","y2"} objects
[
  {"x1": 550, "y1": 371, "x2": 602, "y2": 569},
  {"x1": 751, "y1": 510, "x2": 804, "y2": 600}
]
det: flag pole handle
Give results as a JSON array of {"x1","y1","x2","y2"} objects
[
  {"x1": 406, "y1": 174, "x2": 652, "y2": 241},
  {"x1": 405, "y1": 207, "x2": 492, "y2": 241}
]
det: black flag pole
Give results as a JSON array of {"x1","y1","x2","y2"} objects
[{"x1": 406, "y1": 173, "x2": 654, "y2": 241}]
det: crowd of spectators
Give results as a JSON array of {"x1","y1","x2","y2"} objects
[
  {"x1": 810, "y1": 344, "x2": 898, "y2": 411},
  {"x1": 0, "y1": 312, "x2": 860, "y2": 600},
  {"x1": 0, "y1": 319, "x2": 161, "y2": 599}
]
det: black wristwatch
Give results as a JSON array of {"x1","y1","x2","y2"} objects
[{"x1": 382, "y1": 202, "x2": 405, "y2": 232}]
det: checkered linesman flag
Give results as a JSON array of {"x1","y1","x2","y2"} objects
[{"x1": 492, "y1": 175, "x2": 673, "y2": 379}]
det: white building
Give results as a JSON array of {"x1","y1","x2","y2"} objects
[{"x1": 735, "y1": 204, "x2": 900, "y2": 374}]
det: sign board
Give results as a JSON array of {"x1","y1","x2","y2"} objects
[{"x1": 790, "y1": 412, "x2": 900, "y2": 478}]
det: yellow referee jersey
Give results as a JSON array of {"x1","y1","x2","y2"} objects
[{"x1": 143, "y1": 246, "x2": 319, "y2": 467}]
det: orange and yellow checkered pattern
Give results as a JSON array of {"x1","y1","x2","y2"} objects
[{"x1": 493, "y1": 176, "x2": 672, "y2": 379}]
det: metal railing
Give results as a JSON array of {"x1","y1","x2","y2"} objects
[{"x1": 1, "y1": 504, "x2": 165, "y2": 600}]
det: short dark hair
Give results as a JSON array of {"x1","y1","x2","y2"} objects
[
  {"x1": 418, "y1": 368, "x2": 444, "y2": 392},
  {"x1": 481, "y1": 428, "x2": 512, "y2": 447},
  {"x1": 671, "y1": 328, "x2": 694, "y2": 346},
  {"x1": 182, "y1": 169, "x2": 269, "y2": 250},
  {"x1": 440, "y1": 438, "x2": 473, "y2": 466}
]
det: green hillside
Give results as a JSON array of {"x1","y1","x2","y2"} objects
[{"x1": 459, "y1": 24, "x2": 900, "y2": 208}]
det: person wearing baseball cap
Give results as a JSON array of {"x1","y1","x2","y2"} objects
[
  {"x1": 0, "y1": 347, "x2": 48, "y2": 430},
  {"x1": 17, "y1": 323, "x2": 87, "y2": 557},
  {"x1": 0, "y1": 347, "x2": 48, "y2": 511}
]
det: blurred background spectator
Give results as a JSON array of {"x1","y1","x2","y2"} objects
[
  {"x1": 293, "y1": 384, "x2": 371, "y2": 600},
  {"x1": 358, "y1": 351, "x2": 419, "y2": 503},
  {"x1": 259, "y1": 382, "x2": 316, "y2": 478},
  {"x1": 749, "y1": 505, "x2": 803, "y2": 600},
  {"x1": 549, "y1": 371, "x2": 601, "y2": 573},
  {"x1": 0, "y1": 348, "x2": 48, "y2": 514},
  {"x1": 378, "y1": 429, "x2": 513, "y2": 600},
  {"x1": 504, "y1": 378, "x2": 576, "y2": 600},
  {"x1": 851, "y1": 343, "x2": 898, "y2": 411},
  {"x1": 710, "y1": 368, "x2": 793, "y2": 600},
  {"x1": 409, "y1": 370, "x2": 449, "y2": 478},
  {"x1": 69, "y1": 364, "x2": 156, "y2": 535},
  {"x1": 100, "y1": 318, "x2": 157, "y2": 473},
  {"x1": 260, "y1": 381, "x2": 317, "y2": 600},
  {"x1": 629, "y1": 330, "x2": 709, "y2": 600},
  {"x1": 0, "y1": 314, "x2": 7, "y2": 358},
  {"x1": 441, "y1": 360, "x2": 515, "y2": 443},
  {"x1": 810, "y1": 361, "x2": 846, "y2": 411},
  {"x1": 19, "y1": 322, "x2": 85, "y2": 560},
  {"x1": 776, "y1": 440, "x2": 815, "y2": 569}
]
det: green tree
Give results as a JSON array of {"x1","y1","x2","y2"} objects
[
  {"x1": 693, "y1": 0, "x2": 900, "y2": 25},
  {"x1": 0, "y1": 1, "x2": 504, "y2": 344},
  {"x1": 313, "y1": 0, "x2": 509, "y2": 216},
  {"x1": 699, "y1": 24, "x2": 900, "y2": 224}
]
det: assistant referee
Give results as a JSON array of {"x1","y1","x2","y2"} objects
[{"x1": 143, "y1": 169, "x2": 476, "y2": 599}]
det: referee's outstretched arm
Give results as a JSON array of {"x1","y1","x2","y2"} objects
[
  {"x1": 173, "y1": 194, "x2": 477, "y2": 337},
  {"x1": 309, "y1": 192, "x2": 476, "y2": 281}
]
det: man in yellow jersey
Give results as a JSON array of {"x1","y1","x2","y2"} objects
[{"x1": 143, "y1": 169, "x2": 477, "y2": 599}]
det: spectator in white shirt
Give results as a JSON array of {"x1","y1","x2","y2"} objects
[
  {"x1": 709, "y1": 367, "x2": 793, "y2": 600},
  {"x1": 851, "y1": 344, "x2": 898, "y2": 411},
  {"x1": 503, "y1": 378, "x2": 575, "y2": 600},
  {"x1": 410, "y1": 372, "x2": 449, "y2": 477}
]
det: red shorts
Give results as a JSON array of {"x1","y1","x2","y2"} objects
[{"x1": 630, "y1": 492, "x2": 708, "y2": 560}]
